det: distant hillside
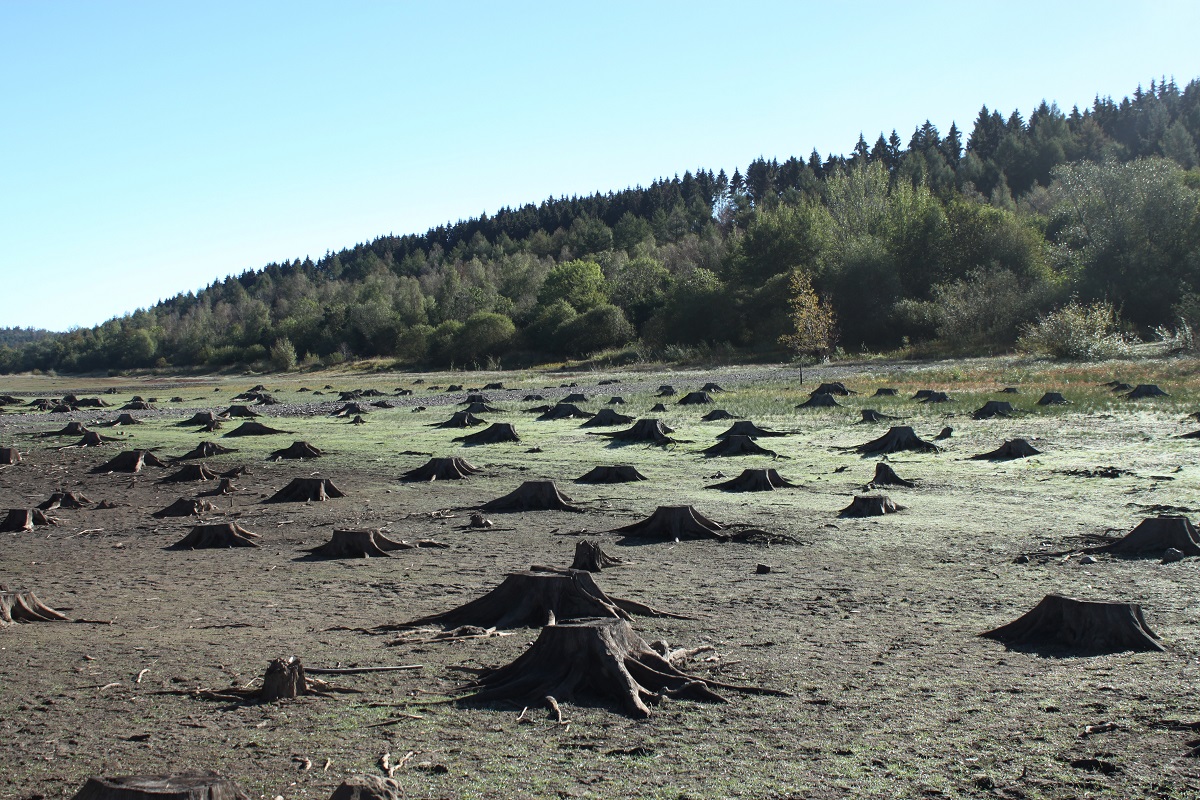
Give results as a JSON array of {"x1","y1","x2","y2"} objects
[{"x1": 4, "y1": 76, "x2": 1200, "y2": 374}]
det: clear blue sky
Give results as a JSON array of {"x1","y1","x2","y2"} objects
[{"x1": 2, "y1": 1, "x2": 1197, "y2": 331}]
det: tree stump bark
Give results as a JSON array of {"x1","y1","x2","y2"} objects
[
  {"x1": 222, "y1": 422, "x2": 289, "y2": 437},
  {"x1": 222, "y1": 405, "x2": 260, "y2": 418},
  {"x1": 176, "y1": 442, "x2": 237, "y2": 460},
  {"x1": 1088, "y1": 516, "x2": 1200, "y2": 558},
  {"x1": 864, "y1": 462, "x2": 915, "y2": 489},
  {"x1": 701, "y1": 435, "x2": 777, "y2": 458},
  {"x1": 481, "y1": 481, "x2": 581, "y2": 512},
  {"x1": 981, "y1": 594, "x2": 1163, "y2": 654},
  {"x1": 169, "y1": 523, "x2": 259, "y2": 549},
  {"x1": 537, "y1": 403, "x2": 593, "y2": 421},
  {"x1": 972, "y1": 438, "x2": 1041, "y2": 460},
  {"x1": 70, "y1": 771, "x2": 250, "y2": 800},
  {"x1": 972, "y1": 401, "x2": 1016, "y2": 420},
  {"x1": 0, "y1": 447, "x2": 19, "y2": 465},
  {"x1": 701, "y1": 382, "x2": 726, "y2": 393},
  {"x1": 574, "y1": 465, "x2": 648, "y2": 484},
  {"x1": 328, "y1": 775, "x2": 403, "y2": 800},
  {"x1": 850, "y1": 426, "x2": 941, "y2": 456},
  {"x1": 656, "y1": 385, "x2": 676, "y2": 396},
  {"x1": 858, "y1": 409, "x2": 900, "y2": 424},
  {"x1": 579, "y1": 409, "x2": 634, "y2": 427},
  {"x1": 677, "y1": 391, "x2": 714, "y2": 405},
  {"x1": 267, "y1": 478, "x2": 345, "y2": 503},
  {"x1": 268, "y1": 441, "x2": 324, "y2": 460},
  {"x1": 796, "y1": 393, "x2": 841, "y2": 409},
  {"x1": 700, "y1": 409, "x2": 736, "y2": 421},
  {"x1": 562, "y1": 393, "x2": 589, "y2": 403},
  {"x1": 260, "y1": 656, "x2": 309, "y2": 701},
  {"x1": 1, "y1": 590, "x2": 71, "y2": 626},
  {"x1": 706, "y1": 468, "x2": 798, "y2": 492},
  {"x1": 92, "y1": 450, "x2": 168, "y2": 473},
  {"x1": 873, "y1": 388, "x2": 898, "y2": 396},
  {"x1": 1, "y1": 508, "x2": 58, "y2": 532},
  {"x1": 1126, "y1": 384, "x2": 1168, "y2": 399},
  {"x1": 571, "y1": 540, "x2": 629, "y2": 571},
  {"x1": 401, "y1": 457, "x2": 480, "y2": 481},
  {"x1": 597, "y1": 419, "x2": 674, "y2": 444},
  {"x1": 42, "y1": 422, "x2": 90, "y2": 438},
  {"x1": 611, "y1": 505, "x2": 726, "y2": 541},
  {"x1": 152, "y1": 498, "x2": 218, "y2": 518},
  {"x1": 456, "y1": 617, "x2": 783, "y2": 718},
  {"x1": 1037, "y1": 392, "x2": 1070, "y2": 405},
  {"x1": 303, "y1": 528, "x2": 447, "y2": 558},
  {"x1": 452, "y1": 423, "x2": 521, "y2": 445},
  {"x1": 716, "y1": 421, "x2": 787, "y2": 438},
  {"x1": 839, "y1": 494, "x2": 905, "y2": 517},
  {"x1": 432, "y1": 411, "x2": 486, "y2": 429},
  {"x1": 160, "y1": 464, "x2": 220, "y2": 483},
  {"x1": 812, "y1": 382, "x2": 853, "y2": 395},
  {"x1": 38, "y1": 491, "x2": 92, "y2": 510},
  {"x1": 199, "y1": 478, "x2": 238, "y2": 497},
  {"x1": 177, "y1": 412, "x2": 223, "y2": 427}
]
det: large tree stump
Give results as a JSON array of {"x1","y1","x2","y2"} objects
[
  {"x1": 812, "y1": 382, "x2": 853, "y2": 396},
  {"x1": 93, "y1": 450, "x2": 169, "y2": 474},
  {"x1": 1037, "y1": 392, "x2": 1070, "y2": 406},
  {"x1": 222, "y1": 422, "x2": 289, "y2": 437},
  {"x1": 677, "y1": 391, "x2": 714, "y2": 405},
  {"x1": 268, "y1": 441, "x2": 324, "y2": 460},
  {"x1": 981, "y1": 594, "x2": 1163, "y2": 654},
  {"x1": 160, "y1": 464, "x2": 220, "y2": 483},
  {"x1": 857, "y1": 409, "x2": 901, "y2": 424},
  {"x1": 267, "y1": 478, "x2": 345, "y2": 503},
  {"x1": 873, "y1": 388, "x2": 898, "y2": 397},
  {"x1": 169, "y1": 523, "x2": 260, "y2": 549},
  {"x1": 656, "y1": 385, "x2": 676, "y2": 396},
  {"x1": 453, "y1": 423, "x2": 521, "y2": 445},
  {"x1": 562, "y1": 392, "x2": 589, "y2": 403},
  {"x1": 120, "y1": 401, "x2": 154, "y2": 411},
  {"x1": 432, "y1": 411, "x2": 487, "y2": 429},
  {"x1": 462, "y1": 402, "x2": 501, "y2": 414},
  {"x1": 70, "y1": 771, "x2": 250, "y2": 800},
  {"x1": 176, "y1": 442, "x2": 237, "y2": 460},
  {"x1": 702, "y1": 435, "x2": 778, "y2": 458},
  {"x1": 456, "y1": 617, "x2": 784, "y2": 719},
  {"x1": 101, "y1": 413, "x2": 143, "y2": 427},
  {"x1": 597, "y1": 419, "x2": 674, "y2": 444},
  {"x1": 716, "y1": 421, "x2": 787, "y2": 438},
  {"x1": 77, "y1": 431, "x2": 114, "y2": 447},
  {"x1": 701, "y1": 382, "x2": 726, "y2": 393},
  {"x1": 700, "y1": 409, "x2": 737, "y2": 421},
  {"x1": 199, "y1": 478, "x2": 239, "y2": 497},
  {"x1": 1126, "y1": 384, "x2": 1168, "y2": 399},
  {"x1": 796, "y1": 393, "x2": 841, "y2": 409},
  {"x1": 839, "y1": 494, "x2": 905, "y2": 517},
  {"x1": 649, "y1": 403, "x2": 668, "y2": 412},
  {"x1": 303, "y1": 528, "x2": 447, "y2": 558},
  {"x1": 849, "y1": 426, "x2": 941, "y2": 456},
  {"x1": 222, "y1": 405, "x2": 260, "y2": 418},
  {"x1": 579, "y1": 409, "x2": 634, "y2": 427},
  {"x1": 611, "y1": 506, "x2": 726, "y2": 541},
  {"x1": 1088, "y1": 516, "x2": 1200, "y2": 558},
  {"x1": 574, "y1": 465, "x2": 648, "y2": 484},
  {"x1": 401, "y1": 456, "x2": 481, "y2": 481},
  {"x1": 570, "y1": 540, "x2": 629, "y2": 571},
  {"x1": 384, "y1": 568, "x2": 683, "y2": 631},
  {"x1": 42, "y1": 422, "x2": 90, "y2": 437},
  {"x1": 261, "y1": 656, "x2": 309, "y2": 701},
  {"x1": 864, "y1": 462, "x2": 915, "y2": 489},
  {"x1": 537, "y1": 403, "x2": 593, "y2": 421},
  {"x1": 1, "y1": 508, "x2": 59, "y2": 532},
  {"x1": 176, "y1": 412, "x2": 224, "y2": 427},
  {"x1": 152, "y1": 499, "x2": 218, "y2": 519},
  {"x1": 1, "y1": 589, "x2": 71, "y2": 626},
  {"x1": 481, "y1": 481, "x2": 580, "y2": 512},
  {"x1": 330, "y1": 403, "x2": 371, "y2": 418},
  {"x1": 972, "y1": 401, "x2": 1017, "y2": 420},
  {"x1": 706, "y1": 468, "x2": 798, "y2": 492},
  {"x1": 38, "y1": 491, "x2": 92, "y2": 510},
  {"x1": 0, "y1": 447, "x2": 19, "y2": 465},
  {"x1": 328, "y1": 775, "x2": 403, "y2": 800},
  {"x1": 972, "y1": 438, "x2": 1041, "y2": 460}
]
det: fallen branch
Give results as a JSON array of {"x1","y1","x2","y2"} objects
[{"x1": 305, "y1": 665, "x2": 423, "y2": 675}]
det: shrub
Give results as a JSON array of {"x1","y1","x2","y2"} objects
[
  {"x1": 1017, "y1": 301, "x2": 1135, "y2": 360},
  {"x1": 556, "y1": 305, "x2": 635, "y2": 357},
  {"x1": 269, "y1": 337, "x2": 298, "y2": 372},
  {"x1": 452, "y1": 312, "x2": 516, "y2": 365},
  {"x1": 928, "y1": 266, "x2": 1056, "y2": 351}
]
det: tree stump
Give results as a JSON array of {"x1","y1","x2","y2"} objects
[
  {"x1": 120, "y1": 401, "x2": 154, "y2": 411},
  {"x1": 1, "y1": 589, "x2": 71, "y2": 626},
  {"x1": 0, "y1": 447, "x2": 18, "y2": 465},
  {"x1": 972, "y1": 401, "x2": 1016, "y2": 420},
  {"x1": 160, "y1": 464, "x2": 220, "y2": 483},
  {"x1": 562, "y1": 393, "x2": 589, "y2": 403},
  {"x1": 453, "y1": 423, "x2": 520, "y2": 445},
  {"x1": 700, "y1": 409, "x2": 737, "y2": 421},
  {"x1": 611, "y1": 506, "x2": 726, "y2": 540},
  {"x1": 1126, "y1": 384, "x2": 1168, "y2": 399},
  {"x1": 574, "y1": 465, "x2": 648, "y2": 484},
  {"x1": 78, "y1": 431, "x2": 113, "y2": 447},
  {"x1": 222, "y1": 405, "x2": 260, "y2": 418},
  {"x1": 268, "y1": 441, "x2": 324, "y2": 460},
  {"x1": 432, "y1": 411, "x2": 486, "y2": 429},
  {"x1": 701, "y1": 382, "x2": 725, "y2": 393},
  {"x1": 176, "y1": 442, "x2": 237, "y2": 460},
  {"x1": 199, "y1": 420, "x2": 224, "y2": 432},
  {"x1": 456, "y1": 617, "x2": 783, "y2": 719},
  {"x1": 401, "y1": 457, "x2": 480, "y2": 481},
  {"x1": 972, "y1": 438, "x2": 1041, "y2": 460},
  {"x1": 850, "y1": 426, "x2": 940, "y2": 456},
  {"x1": 607, "y1": 396, "x2": 626, "y2": 405},
  {"x1": 481, "y1": 481, "x2": 580, "y2": 512},
  {"x1": 716, "y1": 421, "x2": 787, "y2": 438},
  {"x1": 328, "y1": 775, "x2": 403, "y2": 800},
  {"x1": 152, "y1": 499, "x2": 218, "y2": 519},
  {"x1": 70, "y1": 771, "x2": 249, "y2": 800},
  {"x1": 330, "y1": 403, "x2": 371, "y2": 417},
  {"x1": 170, "y1": 523, "x2": 259, "y2": 549},
  {"x1": 812, "y1": 382, "x2": 853, "y2": 395},
  {"x1": 677, "y1": 391, "x2": 714, "y2": 405},
  {"x1": 571, "y1": 540, "x2": 629, "y2": 571},
  {"x1": 598, "y1": 419, "x2": 674, "y2": 444},
  {"x1": 102, "y1": 413, "x2": 143, "y2": 427},
  {"x1": 981, "y1": 594, "x2": 1163, "y2": 654},
  {"x1": 579, "y1": 409, "x2": 634, "y2": 427},
  {"x1": 1, "y1": 508, "x2": 59, "y2": 532},
  {"x1": 385, "y1": 568, "x2": 683, "y2": 631},
  {"x1": 649, "y1": 403, "x2": 668, "y2": 412},
  {"x1": 839, "y1": 494, "x2": 905, "y2": 517},
  {"x1": 460, "y1": 402, "x2": 499, "y2": 414},
  {"x1": 177, "y1": 412, "x2": 223, "y2": 427},
  {"x1": 43, "y1": 422, "x2": 91, "y2": 437},
  {"x1": 934, "y1": 426, "x2": 953, "y2": 440},
  {"x1": 796, "y1": 393, "x2": 840, "y2": 409},
  {"x1": 1088, "y1": 516, "x2": 1200, "y2": 558},
  {"x1": 873, "y1": 388, "x2": 898, "y2": 396},
  {"x1": 199, "y1": 478, "x2": 238, "y2": 497},
  {"x1": 537, "y1": 403, "x2": 593, "y2": 421},
  {"x1": 706, "y1": 468, "x2": 798, "y2": 492},
  {"x1": 864, "y1": 462, "x2": 915, "y2": 489},
  {"x1": 858, "y1": 409, "x2": 900, "y2": 423},
  {"x1": 702, "y1": 435, "x2": 778, "y2": 458},
  {"x1": 261, "y1": 656, "x2": 310, "y2": 701},
  {"x1": 267, "y1": 478, "x2": 345, "y2": 503},
  {"x1": 1037, "y1": 392, "x2": 1070, "y2": 405},
  {"x1": 222, "y1": 422, "x2": 289, "y2": 437},
  {"x1": 656, "y1": 385, "x2": 676, "y2": 396},
  {"x1": 919, "y1": 391, "x2": 952, "y2": 403},
  {"x1": 522, "y1": 394, "x2": 545, "y2": 401},
  {"x1": 303, "y1": 528, "x2": 447, "y2": 558},
  {"x1": 38, "y1": 491, "x2": 92, "y2": 510}
]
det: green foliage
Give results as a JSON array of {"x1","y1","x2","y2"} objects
[
  {"x1": 537, "y1": 259, "x2": 609, "y2": 312},
  {"x1": 555, "y1": 305, "x2": 636, "y2": 357},
  {"x1": 452, "y1": 312, "x2": 516, "y2": 365},
  {"x1": 779, "y1": 269, "x2": 837, "y2": 358},
  {"x1": 269, "y1": 337, "x2": 298, "y2": 372},
  {"x1": 1017, "y1": 300, "x2": 1134, "y2": 360}
]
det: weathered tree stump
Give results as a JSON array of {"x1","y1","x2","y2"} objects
[
  {"x1": 42, "y1": 422, "x2": 93, "y2": 437},
  {"x1": 972, "y1": 438, "x2": 1041, "y2": 460},
  {"x1": 401, "y1": 456, "x2": 480, "y2": 481},
  {"x1": 678, "y1": 391, "x2": 714, "y2": 405},
  {"x1": 1088, "y1": 516, "x2": 1200, "y2": 558},
  {"x1": 598, "y1": 419, "x2": 674, "y2": 444},
  {"x1": 1037, "y1": 392, "x2": 1070, "y2": 405},
  {"x1": 656, "y1": 385, "x2": 677, "y2": 396},
  {"x1": 330, "y1": 403, "x2": 371, "y2": 417},
  {"x1": 611, "y1": 505, "x2": 725, "y2": 541},
  {"x1": 385, "y1": 568, "x2": 684, "y2": 631},
  {"x1": 177, "y1": 412, "x2": 223, "y2": 427},
  {"x1": 575, "y1": 465, "x2": 648, "y2": 484},
  {"x1": 981, "y1": 594, "x2": 1163, "y2": 654},
  {"x1": 262, "y1": 656, "x2": 309, "y2": 701},
  {"x1": 522, "y1": 394, "x2": 545, "y2": 402},
  {"x1": 101, "y1": 413, "x2": 143, "y2": 427},
  {"x1": 839, "y1": 494, "x2": 905, "y2": 517},
  {"x1": 873, "y1": 388, "x2": 898, "y2": 397},
  {"x1": 38, "y1": 491, "x2": 92, "y2": 510},
  {"x1": 0, "y1": 447, "x2": 18, "y2": 465},
  {"x1": 199, "y1": 420, "x2": 224, "y2": 432},
  {"x1": 267, "y1": 478, "x2": 345, "y2": 503},
  {"x1": 461, "y1": 402, "x2": 499, "y2": 414},
  {"x1": 77, "y1": 431, "x2": 113, "y2": 447},
  {"x1": 222, "y1": 405, "x2": 260, "y2": 418},
  {"x1": 919, "y1": 391, "x2": 952, "y2": 403},
  {"x1": 70, "y1": 771, "x2": 250, "y2": 800},
  {"x1": 268, "y1": 441, "x2": 324, "y2": 460},
  {"x1": 537, "y1": 403, "x2": 593, "y2": 421},
  {"x1": 170, "y1": 523, "x2": 260, "y2": 549},
  {"x1": 850, "y1": 426, "x2": 941, "y2": 456},
  {"x1": 456, "y1": 617, "x2": 784, "y2": 718},
  {"x1": 796, "y1": 392, "x2": 840, "y2": 409},
  {"x1": 222, "y1": 422, "x2": 289, "y2": 437},
  {"x1": 700, "y1": 409, "x2": 737, "y2": 421},
  {"x1": 717, "y1": 421, "x2": 787, "y2": 438},
  {"x1": 176, "y1": 442, "x2": 237, "y2": 460},
  {"x1": 160, "y1": 464, "x2": 220, "y2": 483},
  {"x1": 1, "y1": 508, "x2": 59, "y2": 531},
  {"x1": 701, "y1": 382, "x2": 726, "y2": 393},
  {"x1": 453, "y1": 423, "x2": 520, "y2": 444},
  {"x1": 571, "y1": 540, "x2": 629, "y2": 571},
  {"x1": 579, "y1": 409, "x2": 634, "y2": 427},
  {"x1": 858, "y1": 409, "x2": 900, "y2": 423},
  {"x1": 812, "y1": 382, "x2": 853, "y2": 396},
  {"x1": 864, "y1": 462, "x2": 915, "y2": 489},
  {"x1": 481, "y1": 481, "x2": 580, "y2": 512},
  {"x1": 649, "y1": 403, "x2": 668, "y2": 412},
  {"x1": 563, "y1": 392, "x2": 589, "y2": 403},
  {"x1": 607, "y1": 396, "x2": 626, "y2": 405},
  {"x1": 706, "y1": 468, "x2": 798, "y2": 492},
  {"x1": 972, "y1": 401, "x2": 1016, "y2": 420},
  {"x1": 303, "y1": 528, "x2": 447, "y2": 558},
  {"x1": 912, "y1": 389, "x2": 935, "y2": 399},
  {"x1": 1, "y1": 589, "x2": 71, "y2": 625},
  {"x1": 152, "y1": 498, "x2": 218, "y2": 519},
  {"x1": 199, "y1": 478, "x2": 238, "y2": 497},
  {"x1": 702, "y1": 435, "x2": 778, "y2": 458},
  {"x1": 328, "y1": 775, "x2": 402, "y2": 800},
  {"x1": 934, "y1": 426, "x2": 953, "y2": 440},
  {"x1": 1126, "y1": 384, "x2": 1168, "y2": 399}
]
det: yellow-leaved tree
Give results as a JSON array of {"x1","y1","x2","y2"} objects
[{"x1": 778, "y1": 269, "x2": 837, "y2": 384}]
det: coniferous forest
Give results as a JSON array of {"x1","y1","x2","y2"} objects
[{"x1": 4, "y1": 78, "x2": 1200, "y2": 374}]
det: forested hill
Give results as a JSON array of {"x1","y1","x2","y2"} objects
[{"x1": 5, "y1": 77, "x2": 1200, "y2": 374}]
